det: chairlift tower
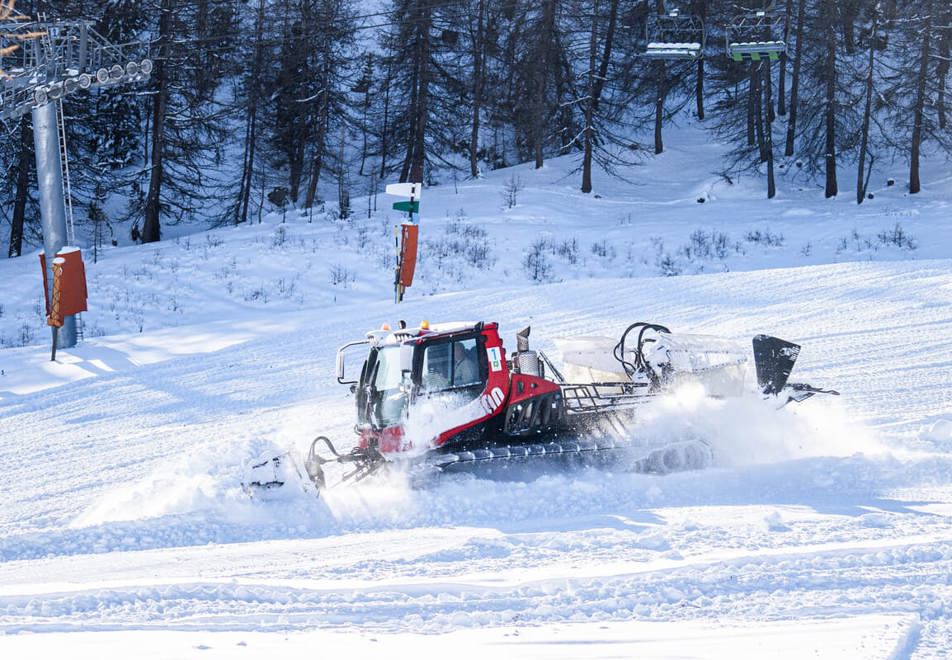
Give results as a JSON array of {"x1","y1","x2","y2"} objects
[
  {"x1": 726, "y1": 2, "x2": 787, "y2": 62},
  {"x1": 0, "y1": 7, "x2": 151, "y2": 349},
  {"x1": 643, "y1": 5, "x2": 705, "y2": 60}
]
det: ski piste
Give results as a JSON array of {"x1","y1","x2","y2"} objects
[{"x1": 245, "y1": 320, "x2": 838, "y2": 496}]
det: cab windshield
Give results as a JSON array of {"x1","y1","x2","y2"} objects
[{"x1": 362, "y1": 346, "x2": 407, "y2": 428}]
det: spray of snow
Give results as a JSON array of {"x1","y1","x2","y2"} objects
[
  {"x1": 401, "y1": 390, "x2": 491, "y2": 454},
  {"x1": 630, "y1": 383, "x2": 884, "y2": 466},
  {"x1": 71, "y1": 436, "x2": 333, "y2": 530}
]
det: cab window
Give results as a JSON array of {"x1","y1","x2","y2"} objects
[{"x1": 421, "y1": 337, "x2": 482, "y2": 392}]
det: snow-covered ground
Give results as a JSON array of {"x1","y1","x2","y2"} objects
[{"x1": 1, "y1": 127, "x2": 951, "y2": 658}]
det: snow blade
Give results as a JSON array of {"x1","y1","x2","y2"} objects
[{"x1": 753, "y1": 334, "x2": 800, "y2": 395}]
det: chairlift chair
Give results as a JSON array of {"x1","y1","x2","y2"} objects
[
  {"x1": 725, "y1": 3, "x2": 786, "y2": 62},
  {"x1": 643, "y1": 8, "x2": 705, "y2": 61}
]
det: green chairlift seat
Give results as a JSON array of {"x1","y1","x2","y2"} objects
[{"x1": 725, "y1": 6, "x2": 787, "y2": 63}]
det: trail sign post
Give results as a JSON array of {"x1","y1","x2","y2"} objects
[
  {"x1": 386, "y1": 182, "x2": 422, "y2": 303},
  {"x1": 392, "y1": 201, "x2": 419, "y2": 213},
  {"x1": 385, "y1": 183, "x2": 423, "y2": 199}
]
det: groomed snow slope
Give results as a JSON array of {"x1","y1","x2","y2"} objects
[{"x1": 2, "y1": 257, "x2": 952, "y2": 658}]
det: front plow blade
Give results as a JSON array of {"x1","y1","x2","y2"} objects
[{"x1": 242, "y1": 451, "x2": 302, "y2": 494}]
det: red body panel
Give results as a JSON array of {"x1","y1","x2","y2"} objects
[
  {"x1": 359, "y1": 424, "x2": 405, "y2": 453},
  {"x1": 432, "y1": 323, "x2": 511, "y2": 448},
  {"x1": 508, "y1": 373, "x2": 561, "y2": 405}
]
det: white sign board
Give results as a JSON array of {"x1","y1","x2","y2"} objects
[{"x1": 385, "y1": 182, "x2": 423, "y2": 199}]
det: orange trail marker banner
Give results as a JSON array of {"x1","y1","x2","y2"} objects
[{"x1": 398, "y1": 223, "x2": 419, "y2": 288}]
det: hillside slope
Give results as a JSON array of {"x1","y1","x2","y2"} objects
[{"x1": 1, "y1": 127, "x2": 951, "y2": 658}]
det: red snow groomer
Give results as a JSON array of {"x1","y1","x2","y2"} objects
[{"x1": 246, "y1": 321, "x2": 838, "y2": 495}]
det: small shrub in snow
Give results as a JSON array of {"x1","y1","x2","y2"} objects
[
  {"x1": 800, "y1": 242, "x2": 813, "y2": 257},
  {"x1": 501, "y1": 174, "x2": 524, "y2": 209},
  {"x1": 557, "y1": 238, "x2": 579, "y2": 265},
  {"x1": 244, "y1": 286, "x2": 269, "y2": 303},
  {"x1": 656, "y1": 253, "x2": 681, "y2": 277},
  {"x1": 679, "y1": 229, "x2": 738, "y2": 261},
  {"x1": 18, "y1": 323, "x2": 33, "y2": 346},
  {"x1": 650, "y1": 238, "x2": 681, "y2": 276},
  {"x1": 523, "y1": 239, "x2": 554, "y2": 282},
  {"x1": 744, "y1": 229, "x2": 785, "y2": 247},
  {"x1": 206, "y1": 234, "x2": 224, "y2": 249},
  {"x1": 275, "y1": 277, "x2": 298, "y2": 298},
  {"x1": 837, "y1": 229, "x2": 875, "y2": 254},
  {"x1": 214, "y1": 257, "x2": 239, "y2": 282},
  {"x1": 590, "y1": 239, "x2": 616, "y2": 260},
  {"x1": 877, "y1": 223, "x2": 917, "y2": 250},
  {"x1": 329, "y1": 265, "x2": 356, "y2": 288},
  {"x1": 424, "y1": 213, "x2": 497, "y2": 278},
  {"x1": 271, "y1": 225, "x2": 289, "y2": 248},
  {"x1": 356, "y1": 226, "x2": 371, "y2": 250}
]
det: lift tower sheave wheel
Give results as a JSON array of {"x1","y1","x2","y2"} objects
[
  {"x1": 0, "y1": 7, "x2": 151, "y2": 351},
  {"x1": 643, "y1": 6, "x2": 705, "y2": 61},
  {"x1": 726, "y1": 3, "x2": 787, "y2": 62}
]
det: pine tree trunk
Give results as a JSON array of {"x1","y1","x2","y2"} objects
[
  {"x1": 379, "y1": 58, "x2": 393, "y2": 179},
  {"x1": 304, "y1": 88, "x2": 329, "y2": 209},
  {"x1": 237, "y1": 0, "x2": 265, "y2": 225},
  {"x1": 909, "y1": 0, "x2": 933, "y2": 195},
  {"x1": 778, "y1": 0, "x2": 792, "y2": 116},
  {"x1": 754, "y1": 64, "x2": 766, "y2": 162},
  {"x1": 823, "y1": 18, "x2": 838, "y2": 198},
  {"x1": 142, "y1": 0, "x2": 173, "y2": 244},
  {"x1": 581, "y1": 0, "x2": 618, "y2": 193},
  {"x1": 581, "y1": 0, "x2": 598, "y2": 193},
  {"x1": 654, "y1": 60, "x2": 667, "y2": 155},
  {"x1": 695, "y1": 0, "x2": 706, "y2": 120},
  {"x1": 765, "y1": 60, "x2": 776, "y2": 198},
  {"x1": 857, "y1": 12, "x2": 877, "y2": 205},
  {"x1": 305, "y1": 51, "x2": 332, "y2": 209},
  {"x1": 469, "y1": 0, "x2": 486, "y2": 178},
  {"x1": 7, "y1": 115, "x2": 31, "y2": 258},
  {"x1": 841, "y1": 0, "x2": 857, "y2": 55},
  {"x1": 937, "y1": 5, "x2": 949, "y2": 130},
  {"x1": 746, "y1": 63, "x2": 756, "y2": 148},
  {"x1": 399, "y1": 43, "x2": 420, "y2": 183},
  {"x1": 410, "y1": 3, "x2": 431, "y2": 183},
  {"x1": 784, "y1": 0, "x2": 805, "y2": 156},
  {"x1": 358, "y1": 55, "x2": 373, "y2": 177},
  {"x1": 533, "y1": 0, "x2": 556, "y2": 169}
]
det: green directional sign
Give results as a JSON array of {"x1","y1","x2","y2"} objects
[{"x1": 393, "y1": 201, "x2": 419, "y2": 213}]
